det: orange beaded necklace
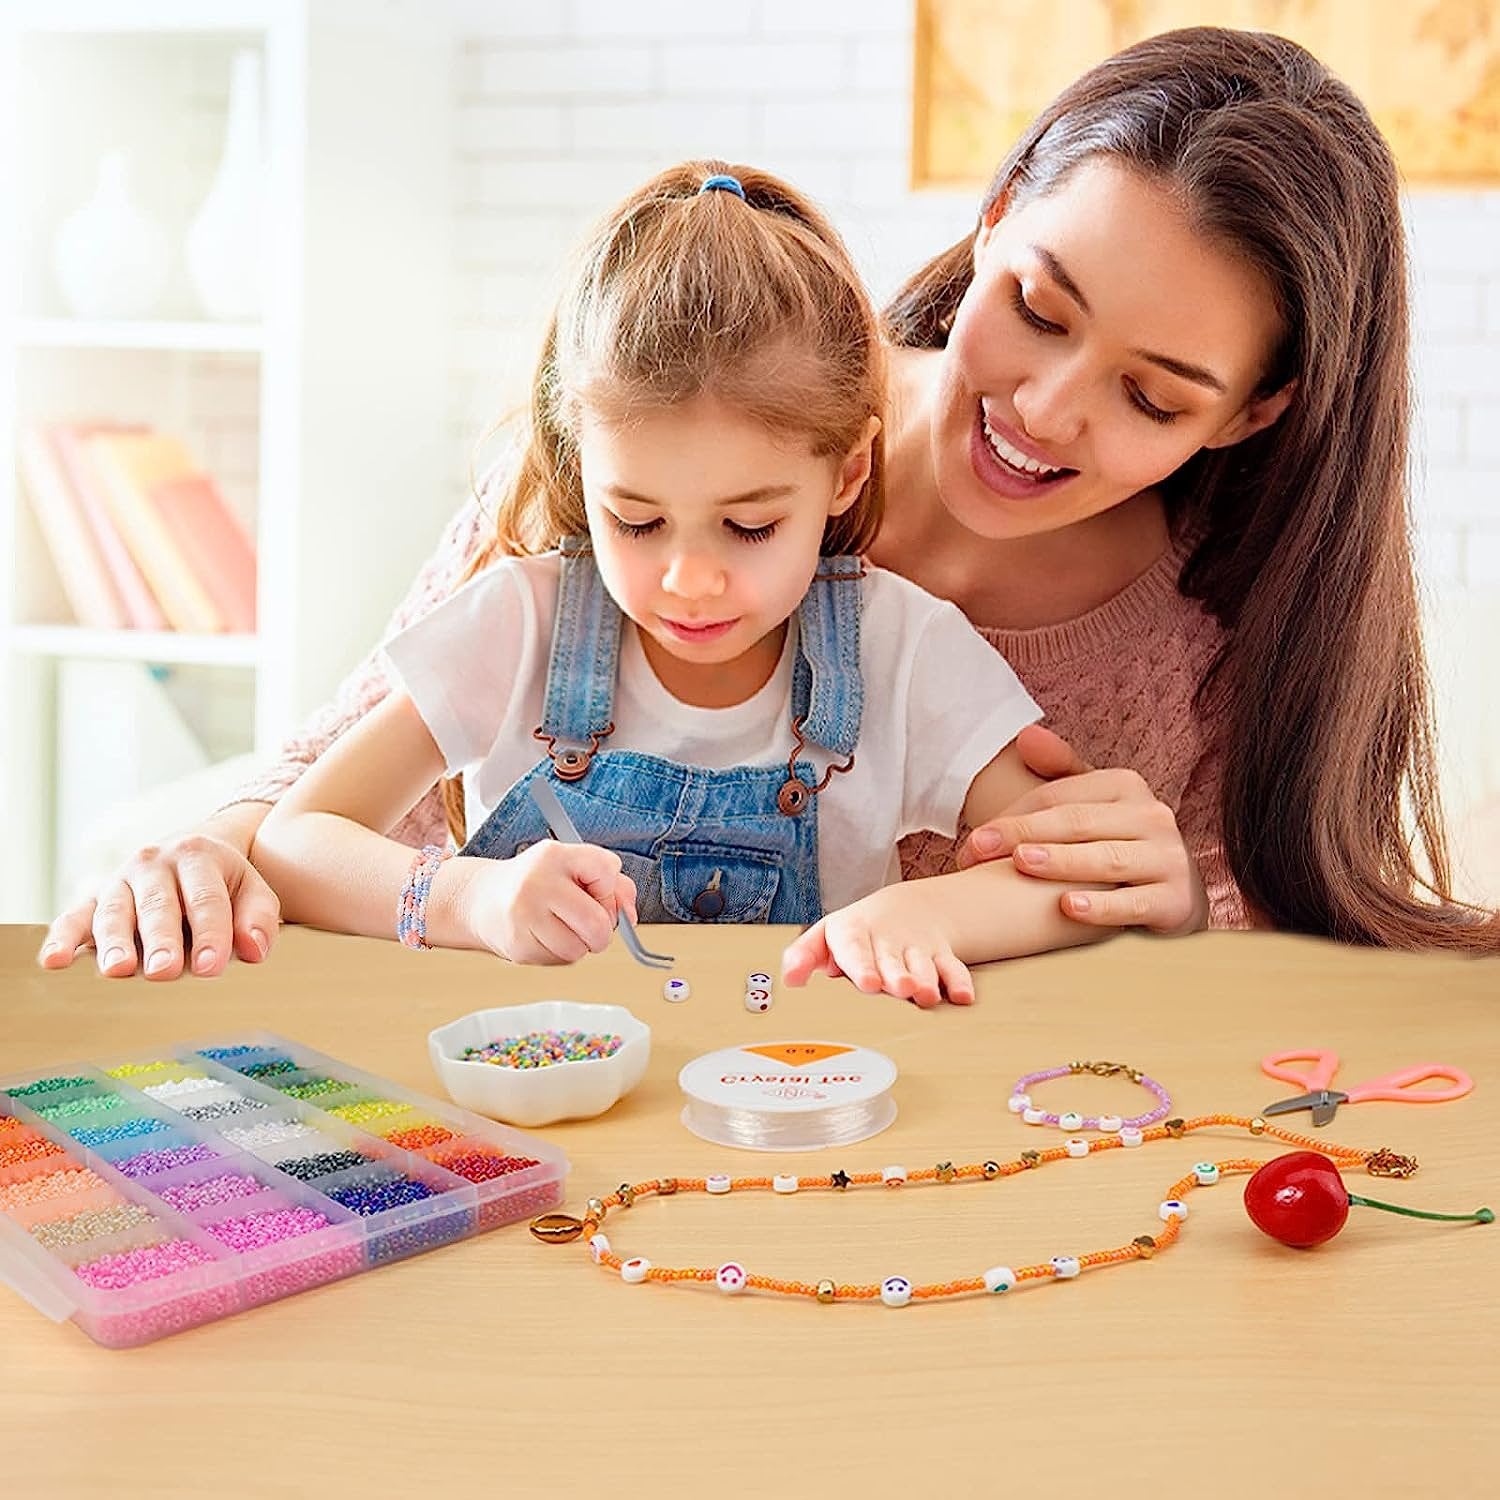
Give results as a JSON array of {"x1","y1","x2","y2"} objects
[{"x1": 529, "y1": 1114, "x2": 1422, "y2": 1306}]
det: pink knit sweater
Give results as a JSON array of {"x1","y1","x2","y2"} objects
[{"x1": 229, "y1": 497, "x2": 1247, "y2": 928}]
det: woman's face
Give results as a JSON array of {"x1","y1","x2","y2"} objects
[{"x1": 929, "y1": 157, "x2": 1291, "y2": 541}]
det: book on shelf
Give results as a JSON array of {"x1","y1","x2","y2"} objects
[{"x1": 18, "y1": 422, "x2": 258, "y2": 636}]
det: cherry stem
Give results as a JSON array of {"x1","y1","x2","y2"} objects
[{"x1": 1346, "y1": 1194, "x2": 1495, "y2": 1225}]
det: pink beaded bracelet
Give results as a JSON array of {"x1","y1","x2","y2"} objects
[
  {"x1": 1007, "y1": 1060, "x2": 1171, "y2": 1134},
  {"x1": 396, "y1": 844, "x2": 451, "y2": 950}
]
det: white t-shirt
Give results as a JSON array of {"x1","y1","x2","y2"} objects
[{"x1": 383, "y1": 552, "x2": 1040, "y2": 912}]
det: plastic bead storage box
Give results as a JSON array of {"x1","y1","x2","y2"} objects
[{"x1": 0, "y1": 1033, "x2": 568, "y2": 1347}]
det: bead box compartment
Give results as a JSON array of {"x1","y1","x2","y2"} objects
[{"x1": 0, "y1": 1032, "x2": 568, "y2": 1347}]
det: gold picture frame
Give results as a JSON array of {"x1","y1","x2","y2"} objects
[{"x1": 913, "y1": 0, "x2": 1500, "y2": 188}]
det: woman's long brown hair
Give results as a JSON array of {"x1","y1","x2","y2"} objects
[{"x1": 885, "y1": 27, "x2": 1496, "y2": 952}]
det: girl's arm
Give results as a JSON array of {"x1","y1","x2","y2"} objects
[
  {"x1": 781, "y1": 740, "x2": 1113, "y2": 1005},
  {"x1": 252, "y1": 694, "x2": 635, "y2": 963}
]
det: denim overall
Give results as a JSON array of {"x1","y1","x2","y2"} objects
[{"x1": 460, "y1": 539, "x2": 864, "y2": 924}]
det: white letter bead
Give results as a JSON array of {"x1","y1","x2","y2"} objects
[
  {"x1": 1194, "y1": 1162, "x2": 1221, "y2": 1186},
  {"x1": 715, "y1": 1260, "x2": 748, "y2": 1293},
  {"x1": 1065, "y1": 1137, "x2": 1090, "y2": 1158},
  {"x1": 1159, "y1": 1199, "x2": 1189, "y2": 1221},
  {"x1": 706, "y1": 1173, "x2": 732, "y2": 1194},
  {"x1": 1007, "y1": 1093, "x2": 1031, "y2": 1113},
  {"x1": 983, "y1": 1265, "x2": 1017, "y2": 1293},
  {"x1": 880, "y1": 1275, "x2": 912, "y2": 1307},
  {"x1": 620, "y1": 1256, "x2": 651, "y2": 1283},
  {"x1": 1023, "y1": 1107, "x2": 1047, "y2": 1125},
  {"x1": 587, "y1": 1233, "x2": 610, "y2": 1264},
  {"x1": 662, "y1": 977, "x2": 691, "y2": 1002},
  {"x1": 1051, "y1": 1256, "x2": 1081, "y2": 1279},
  {"x1": 746, "y1": 972, "x2": 772, "y2": 986},
  {"x1": 744, "y1": 989, "x2": 772, "y2": 1012},
  {"x1": 1120, "y1": 1127, "x2": 1144, "y2": 1147},
  {"x1": 1098, "y1": 1114, "x2": 1123, "y2": 1133},
  {"x1": 881, "y1": 1164, "x2": 907, "y2": 1186},
  {"x1": 772, "y1": 1173, "x2": 799, "y2": 1194},
  {"x1": 1059, "y1": 1111, "x2": 1084, "y2": 1131}
]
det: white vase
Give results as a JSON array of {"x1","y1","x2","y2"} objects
[
  {"x1": 53, "y1": 150, "x2": 169, "y2": 320},
  {"x1": 185, "y1": 48, "x2": 264, "y2": 321}
]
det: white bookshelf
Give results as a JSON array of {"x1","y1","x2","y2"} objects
[{"x1": 0, "y1": 0, "x2": 453, "y2": 921}]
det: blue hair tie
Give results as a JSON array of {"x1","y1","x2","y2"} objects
[{"x1": 699, "y1": 174, "x2": 746, "y2": 200}]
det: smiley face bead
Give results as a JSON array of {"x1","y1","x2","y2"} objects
[
  {"x1": 662, "y1": 977, "x2": 691, "y2": 1003},
  {"x1": 1193, "y1": 1162, "x2": 1221, "y2": 1186},
  {"x1": 1050, "y1": 1256, "x2": 1081, "y2": 1279},
  {"x1": 1159, "y1": 1199, "x2": 1189, "y2": 1221},
  {"x1": 746, "y1": 972, "x2": 772, "y2": 987},
  {"x1": 1065, "y1": 1137, "x2": 1090, "y2": 1158},
  {"x1": 706, "y1": 1173, "x2": 732, "y2": 1195},
  {"x1": 1120, "y1": 1127, "x2": 1144, "y2": 1147},
  {"x1": 1023, "y1": 1107, "x2": 1047, "y2": 1125},
  {"x1": 620, "y1": 1256, "x2": 651, "y2": 1283},
  {"x1": 716, "y1": 1261, "x2": 748, "y2": 1294},
  {"x1": 744, "y1": 989, "x2": 772, "y2": 1013},
  {"x1": 1059, "y1": 1111, "x2": 1085, "y2": 1132},
  {"x1": 881, "y1": 1165, "x2": 907, "y2": 1187},
  {"x1": 983, "y1": 1265, "x2": 1017, "y2": 1293},
  {"x1": 772, "y1": 1173, "x2": 799, "y2": 1194},
  {"x1": 1007, "y1": 1093, "x2": 1031, "y2": 1114},
  {"x1": 1098, "y1": 1114, "x2": 1123, "y2": 1133},
  {"x1": 880, "y1": 1276, "x2": 912, "y2": 1308},
  {"x1": 587, "y1": 1232, "x2": 610, "y2": 1264}
]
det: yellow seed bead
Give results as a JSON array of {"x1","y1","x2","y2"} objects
[{"x1": 816, "y1": 1279, "x2": 836, "y2": 1304}]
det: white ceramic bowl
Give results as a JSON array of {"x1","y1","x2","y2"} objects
[{"x1": 428, "y1": 1001, "x2": 651, "y2": 1128}]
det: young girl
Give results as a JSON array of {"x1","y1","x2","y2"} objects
[{"x1": 250, "y1": 164, "x2": 1111, "y2": 1006}]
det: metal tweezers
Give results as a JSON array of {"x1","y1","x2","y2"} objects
[{"x1": 528, "y1": 779, "x2": 675, "y2": 969}]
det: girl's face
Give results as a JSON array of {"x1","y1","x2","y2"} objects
[
  {"x1": 930, "y1": 157, "x2": 1292, "y2": 541},
  {"x1": 579, "y1": 394, "x2": 874, "y2": 700}
]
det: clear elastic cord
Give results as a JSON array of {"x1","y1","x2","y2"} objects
[{"x1": 680, "y1": 1092, "x2": 897, "y2": 1153}]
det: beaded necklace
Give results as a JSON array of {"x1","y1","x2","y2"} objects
[{"x1": 529, "y1": 1113, "x2": 1423, "y2": 1306}]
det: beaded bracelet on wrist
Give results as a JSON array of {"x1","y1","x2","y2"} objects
[
  {"x1": 530, "y1": 1114, "x2": 1423, "y2": 1307},
  {"x1": 1007, "y1": 1059, "x2": 1171, "y2": 1135},
  {"x1": 396, "y1": 843, "x2": 450, "y2": 951}
]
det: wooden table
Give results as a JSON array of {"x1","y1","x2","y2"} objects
[{"x1": 2, "y1": 923, "x2": 1496, "y2": 1497}]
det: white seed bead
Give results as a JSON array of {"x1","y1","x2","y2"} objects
[
  {"x1": 662, "y1": 977, "x2": 691, "y2": 1002},
  {"x1": 1120, "y1": 1126, "x2": 1144, "y2": 1147},
  {"x1": 1059, "y1": 1111, "x2": 1084, "y2": 1131},
  {"x1": 744, "y1": 989, "x2": 772, "y2": 1012},
  {"x1": 620, "y1": 1256, "x2": 651, "y2": 1283},
  {"x1": 715, "y1": 1261, "x2": 748, "y2": 1293},
  {"x1": 746, "y1": 972, "x2": 772, "y2": 986},
  {"x1": 880, "y1": 1276, "x2": 912, "y2": 1307},
  {"x1": 983, "y1": 1265, "x2": 1017, "y2": 1293},
  {"x1": 587, "y1": 1233, "x2": 610, "y2": 1264},
  {"x1": 1023, "y1": 1107, "x2": 1047, "y2": 1125},
  {"x1": 881, "y1": 1164, "x2": 907, "y2": 1187},
  {"x1": 772, "y1": 1173, "x2": 799, "y2": 1194},
  {"x1": 1194, "y1": 1162, "x2": 1221, "y2": 1186},
  {"x1": 706, "y1": 1173, "x2": 732, "y2": 1194},
  {"x1": 1007, "y1": 1093, "x2": 1031, "y2": 1114},
  {"x1": 1159, "y1": 1199, "x2": 1189, "y2": 1221},
  {"x1": 1065, "y1": 1137, "x2": 1090, "y2": 1158},
  {"x1": 1098, "y1": 1114, "x2": 1123, "y2": 1133},
  {"x1": 1051, "y1": 1256, "x2": 1081, "y2": 1279}
]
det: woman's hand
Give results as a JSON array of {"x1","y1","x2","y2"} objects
[
  {"x1": 960, "y1": 724, "x2": 1207, "y2": 934},
  {"x1": 460, "y1": 842, "x2": 638, "y2": 965},
  {"x1": 37, "y1": 804, "x2": 281, "y2": 979}
]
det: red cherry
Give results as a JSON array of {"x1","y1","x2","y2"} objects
[{"x1": 1243, "y1": 1151, "x2": 1350, "y2": 1248}]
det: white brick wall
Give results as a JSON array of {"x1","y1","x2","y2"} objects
[{"x1": 446, "y1": 4, "x2": 1499, "y2": 601}]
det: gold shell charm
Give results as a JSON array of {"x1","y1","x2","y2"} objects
[{"x1": 529, "y1": 1213, "x2": 585, "y2": 1244}]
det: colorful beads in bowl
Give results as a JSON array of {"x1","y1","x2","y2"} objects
[{"x1": 461, "y1": 1029, "x2": 625, "y2": 1069}]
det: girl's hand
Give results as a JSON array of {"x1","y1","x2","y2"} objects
[
  {"x1": 464, "y1": 842, "x2": 638, "y2": 965},
  {"x1": 959, "y1": 724, "x2": 1208, "y2": 935},
  {"x1": 781, "y1": 886, "x2": 975, "y2": 1009},
  {"x1": 38, "y1": 825, "x2": 280, "y2": 980}
]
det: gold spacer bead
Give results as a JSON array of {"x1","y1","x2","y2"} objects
[
  {"x1": 816, "y1": 1279, "x2": 836, "y2": 1304},
  {"x1": 656, "y1": 1176, "x2": 677, "y2": 1196},
  {"x1": 936, "y1": 1161, "x2": 956, "y2": 1183},
  {"x1": 616, "y1": 1183, "x2": 636, "y2": 1208},
  {"x1": 982, "y1": 1160, "x2": 1000, "y2": 1179},
  {"x1": 585, "y1": 1197, "x2": 607, "y2": 1223},
  {"x1": 1020, "y1": 1150, "x2": 1042, "y2": 1169},
  {"x1": 1165, "y1": 1118, "x2": 1185, "y2": 1138},
  {"x1": 1249, "y1": 1117, "x2": 1267, "y2": 1136},
  {"x1": 1132, "y1": 1235, "x2": 1158, "y2": 1259}
]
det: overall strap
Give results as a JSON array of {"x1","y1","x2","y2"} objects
[
  {"x1": 536, "y1": 540, "x2": 620, "y2": 775},
  {"x1": 790, "y1": 555, "x2": 865, "y2": 758}
]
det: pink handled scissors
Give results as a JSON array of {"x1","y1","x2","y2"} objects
[{"x1": 1261, "y1": 1049, "x2": 1473, "y2": 1127}]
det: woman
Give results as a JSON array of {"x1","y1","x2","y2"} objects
[{"x1": 41, "y1": 27, "x2": 1496, "y2": 979}]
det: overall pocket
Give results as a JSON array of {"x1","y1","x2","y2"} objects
[{"x1": 655, "y1": 843, "x2": 783, "y2": 924}]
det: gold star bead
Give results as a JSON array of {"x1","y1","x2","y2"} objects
[
  {"x1": 656, "y1": 1176, "x2": 677, "y2": 1196},
  {"x1": 616, "y1": 1184, "x2": 636, "y2": 1208},
  {"x1": 1165, "y1": 1119, "x2": 1185, "y2": 1139},
  {"x1": 830, "y1": 1169, "x2": 850, "y2": 1190},
  {"x1": 936, "y1": 1161, "x2": 956, "y2": 1183},
  {"x1": 1020, "y1": 1150, "x2": 1041, "y2": 1169},
  {"x1": 585, "y1": 1197, "x2": 607, "y2": 1223}
]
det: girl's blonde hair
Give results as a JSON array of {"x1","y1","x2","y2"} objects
[{"x1": 476, "y1": 160, "x2": 885, "y2": 564}]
